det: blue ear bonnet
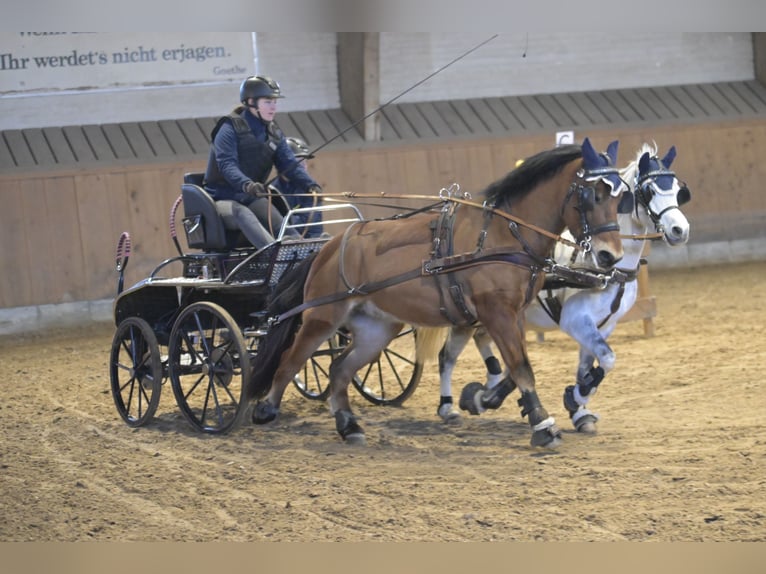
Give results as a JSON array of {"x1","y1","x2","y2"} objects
[{"x1": 581, "y1": 138, "x2": 628, "y2": 196}]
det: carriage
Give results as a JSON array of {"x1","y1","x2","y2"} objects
[{"x1": 108, "y1": 173, "x2": 422, "y2": 435}]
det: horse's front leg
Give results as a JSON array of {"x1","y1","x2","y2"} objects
[
  {"x1": 559, "y1": 304, "x2": 619, "y2": 433},
  {"x1": 477, "y1": 308, "x2": 561, "y2": 448}
]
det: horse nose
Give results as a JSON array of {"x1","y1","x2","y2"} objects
[{"x1": 597, "y1": 250, "x2": 620, "y2": 269}]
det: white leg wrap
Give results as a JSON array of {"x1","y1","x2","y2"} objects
[
  {"x1": 532, "y1": 416, "x2": 556, "y2": 432},
  {"x1": 571, "y1": 407, "x2": 600, "y2": 426},
  {"x1": 473, "y1": 390, "x2": 487, "y2": 414},
  {"x1": 437, "y1": 402, "x2": 460, "y2": 421},
  {"x1": 574, "y1": 384, "x2": 595, "y2": 406}
]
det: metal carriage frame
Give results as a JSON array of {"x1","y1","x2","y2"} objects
[{"x1": 109, "y1": 174, "x2": 423, "y2": 435}]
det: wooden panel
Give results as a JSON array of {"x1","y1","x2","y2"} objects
[
  {"x1": 432, "y1": 101, "x2": 473, "y2": 136},
  {"x1": 697, "y1": 83, "x2": 740, "y2": 115},
  {"x1": 100, "y1": 124, "x2": 134, "y2": 160},
  {"x1": 397, "y1": 103, "x2": 438, "y2": 138},
  {"x1": 42, "y1": 128, "x2": 77, "y2": 165},
  {"x1": 484, "y1": 97, "x2": 527, "y2": 131},
  {"x1": 140, "y1": 122, "x2": 176, "y2": 157},
  {"x1": 516, "y1": 95, "x2": 559, "y2": 129},
  {"x1": 632, "y1": 88, "x2": 678, "y2": 121},
  {"x1": 465, "y1": 99, "x2": 511, "y2": 134},
  {"x1": 0, "y1": 133, "x2": 18, "y2": 170},
  {"x1": 449, "y1": 100, "x2": 493, "y2": 137},
  {"x1": 565, "y1": 92, "x2": 612, "y2": 125},
  {"x1": 157, "y1": 120, "x2": 194, "y2": 156},
  {"x1": 581, "y1": 91, "x2": 623, "y2": 123},
  {"x1": 176, "y1": 118, "x2": 210, "y2": 154},
  {"x1": 549, "y1": 93, "x2": 592, "y2": 127},
  {"x1": 61, "y1": 127, "x2": 95, "y2": 163},
  {"x1": 121, "y1": 123, "x2": 155, "y2": 158},
  {"x1": 381, "y1": 105, "x2": 418, "y2": 139},
  {"x1": 416, "y1": 102, "x2": 455, "y2": 137},
  {"x1": 325, "y1": 108, "x2": 364, "y2": 144},
  {"x1": 307, "y1": 110, "x2": 343, "y2": 143},
  {"x1": 195, "y1": 117, "x2": 217, "y2": 143},
  {"x1": 500, "y1": 96, "x2": 543, "y2": 130},
  {"x1": 288, "y1": 111, "x2": 324, "y2": 147},
  {"x1": 713, "y1": 82, "x2": 757, "y2": 115},
  {"x1": 735, "y1": 80, "x2": 766, "y2": 109},
  {"x1": 535, "y1": 94, "x2": 576, "y2": 127},
  {"x1": 661, "y1": 85, "x2": 706, "y2": 118},
  {"x1": 45, "y1": 176, "x2": 88, "y2": 301},
  {"x1": 19, "y1": 178, "x2": 50, "y2": 305},
  {"x1": 276, "y1": 114, "x2": 304, "y2": 142},
  {"x1": 22, "y1": 129, "x2": 55, "y2": 166},
  {"x1": 0, "y1": 180, "x2": 31, "y2": 307},
  {"x1": 82, "y1": 125, "x2": 117, "y2": 162},
  {"x1": 75, "y1": 172, "x2": 127, "y2": 299},
  {"x1": 3, "y1": 130, "x2": 35, "y2": 168},
  {"x1": 617, "y1": 89, "x2": 661, "y2": 122},
  {"x1": 600, "y1": 90, "x2": 642, "y2": 123}
]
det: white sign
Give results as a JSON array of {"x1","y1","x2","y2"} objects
[
  {"x1": 556, "y1": 131, "x2": 574, "y2": 146},
  {"x1": 0, "y1": 32, "x2": 255, "y2": 94}
]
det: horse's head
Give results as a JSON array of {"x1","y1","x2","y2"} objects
[
  {"x1": 563, "y1": 137, "x2": 629, "y2": 269},
  {"x1": 630, "y1": 145, "x2": 691, "y2": 246}
]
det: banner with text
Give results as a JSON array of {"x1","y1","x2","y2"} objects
[{"x1": 0, "y1": 32, "x2": 255, "y2": 94}]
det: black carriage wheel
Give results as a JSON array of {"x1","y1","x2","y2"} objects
[
  {"x1": 110, "y1": 317, "x2": 163, "y2": 427},
  {"x1": 351, "y1": 325, "x2": 423, "y2": 406},
  {"x1": 292, "y1": 329, "x2": 350, "y2": 401},
  {"x1": 168, "y1": 302, "x2": 251, "y2": 434}
]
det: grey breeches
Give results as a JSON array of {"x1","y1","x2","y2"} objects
[{"x1": 216, "y1": 198, "x2": 298, "y2": 249}]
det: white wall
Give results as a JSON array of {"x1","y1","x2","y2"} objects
[{"x1": 0, "y1": 32, "x2": 754, "y2": 130}]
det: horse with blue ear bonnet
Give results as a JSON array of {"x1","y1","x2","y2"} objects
[{"x1": 246, "y1": 137, "x2": 627, "y2": 449}]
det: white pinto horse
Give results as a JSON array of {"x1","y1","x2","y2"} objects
[{"x1": 439, "y1": 142, "x2": 691, "y2": 433}]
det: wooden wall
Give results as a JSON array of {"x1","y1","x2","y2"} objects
[{"x1": 2, "y1": 119, "x2": 766, "y2": 310}]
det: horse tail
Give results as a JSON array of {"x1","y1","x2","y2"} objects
[
  {"x1": 246, "y1": 252, "x2": 318, "y2": 400},
  {"x1": 415, "y1": 326, "x2": 449, "y2": 366}
]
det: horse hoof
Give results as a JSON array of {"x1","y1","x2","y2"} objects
[
  {"x1": 252, "y1": 401, "x2": 278, "y2": 425},
  {"x1": 574, "y1": 414, "x2": 599, "y2": 434},
  {"x1": 458, "y1": 382, "x2": 486, "y2": 415},
  {"x1": 437, "y1": 403, "x2": 462, "y2": 424},
  {"x1": 530, "y1": 425, "x2": 562, "y2": 448}
]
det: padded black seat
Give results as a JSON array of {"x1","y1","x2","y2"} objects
[{"x1": 181, "y1": 172, "x2": 245, "y2": 251}]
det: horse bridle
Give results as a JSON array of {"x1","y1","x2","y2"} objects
[
  {"x1": 634, "y1": 164, "x2": 691, "y2": 234},
  {"x1": 563, "y1": 165, "x2": 631, "y2": 253}
]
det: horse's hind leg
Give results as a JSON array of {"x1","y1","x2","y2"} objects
[
  {"x1": 457, "y1": 326, "x2": 516, "y2": 416},
  {"x1": 437, "y1": 326, "x2": 473, "y2": 423},
  {"x1": 329, "y1": 313, "x2": 403, "y2": 445},
  {"x1": 253, "y1": 312, "x2": 338, "y2": 425}
]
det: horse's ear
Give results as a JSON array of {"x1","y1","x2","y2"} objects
[
  {"x1": 638, "y1": 152, "x2": 652, "y2": 174},
  {"x1": 662, "y1": 145, "x2": 677, "y2": 168},
  {"x1": 581, "y1": 137, "x2": 599, "y2": 168},
  {"x1": 606, "y1": 140, "x2": 619, "y2": 165}
]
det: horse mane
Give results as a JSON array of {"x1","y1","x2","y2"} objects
[
  {"x1": 620, "y1": 141, "x2": 659, "y2": 183},
  {"x1": 483, "y1": 144, "x2": 583, "y2": 205}
]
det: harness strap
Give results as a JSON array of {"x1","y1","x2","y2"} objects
[
  {"x1": 275, "y1": 248, "x2": 544, "y2": 325},
  {"x1": 430, "y1": 202, "x2": 477, "y2": 325}
]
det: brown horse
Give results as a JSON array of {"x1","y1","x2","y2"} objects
[{"x1": 248, "y1": 138, "x2": 627, "y2": 448}]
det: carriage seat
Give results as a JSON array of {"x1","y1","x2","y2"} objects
[{"x1": 181, "y1": 173, "x2": 247, "y2": 251}]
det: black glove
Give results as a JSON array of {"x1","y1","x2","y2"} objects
[
  {"x1": 243, "y1": 181, "x2": 266, "y2": 197},
  {"x1": 307, "y1": 185, "x2": 322, "y2": 195}
]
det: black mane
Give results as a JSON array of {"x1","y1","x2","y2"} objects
[{"x1": 483, "y1": 144, "x2": 583, "y2": 205}]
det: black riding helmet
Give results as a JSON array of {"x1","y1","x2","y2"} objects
[
  {"x1": 286, "y1": 136, "x2": 315, "y2": 159},
  {"x1": 240, "y1": 75, "x2": 284, "y2": 103}
]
